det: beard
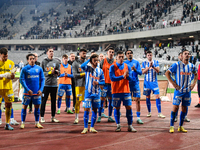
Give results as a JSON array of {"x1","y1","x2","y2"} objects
[{"x1": 81, "y1": 56, "x2": 86, "y2": 60}]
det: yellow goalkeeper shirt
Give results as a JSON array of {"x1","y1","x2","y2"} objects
[{"x1": 0, "y1": 59, "x2": 14, "y2": 90}]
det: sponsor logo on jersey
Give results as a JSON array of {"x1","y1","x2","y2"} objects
[
  {"x1": 89, "y1": 74, "x2": 100, "y2": 80},
  {"x1": 180, "y1": 72, "x2": 191, "y2": 75},
  {"x1": 27, "y1": 75, "x2": 39, "y2": 78}
]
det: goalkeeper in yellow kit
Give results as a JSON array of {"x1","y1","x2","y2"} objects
[{"x1": 0, "y1": 47, "x2": 16, "y2": 130}]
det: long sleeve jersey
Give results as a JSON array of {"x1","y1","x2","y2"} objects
[{"x1": 20, "y1": 64, "x2": 45, "y2": 94}]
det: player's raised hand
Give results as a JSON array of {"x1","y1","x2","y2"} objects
[
  {"x1": 28, "y1": 90, "x2": 33, "y2": 96},
  {"x1": 150, "y1": 62, "x2": 153, "y2": 67},
  {"x1": 65, "y1": 72, "x2": 68, "y2": 77},
  {"x1": 131, "y1": 65, "x2": 136, "y2": 71},
  {"x1": 37, "y1": 91, "x2": 42, "y2": 96},
  {"x1": 10, "y1": 73, "x2": 15, "y2": 79},
  {"x1": 125, "y1": 70, "x2": 129, "y2": 77},
  {"x1": 93, "y1": 81, "x2": 99, "y2": 85}
]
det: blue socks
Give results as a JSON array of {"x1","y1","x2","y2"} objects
[
  {"x1": 146, "y1": 98, "x2": 151, "y2": 113},
  {"x1": 83, "y1": 111, "x2": 89, "y2": 128},
  {"x1": 66, "y1": 97, "x2": 71, "y2": 108},
  {"x1": 91, "y1": 111, "x2": 97, "y2": 128},
  {"x1": 156, "y1": 98, "x2": 161, "y2": 113},
  {"x1": 186, "y1": 107, "x2": 188, "y2": 116},
  {"x1": 108, "y1": 99, "x2": 113, "y2": 117},
  {"x1": 57, "y1": 97, "x2": 62, "y2": 109},
  {"x1": 136, "y1": 112, "x2": 140, "y2": 118},
  {"x1": 126, "y1": 109, "x2": 133, "y2": 125},
  {"x1": 11, "y1": 108, "x2": 14, "y2": 119},
  {"x1": 170, "y1": 111, "x2": 176, "y2": 126},
  {"x1": 114, "y1": 109, "x2": 120, "y2": 124},
  {"x1": 21, "y1": 109, "x2": 27, "y2": 122},
  {"x1": 98, "y1": 100, "x2": 104, "y2": 117},
  {"x1": 179, "y1": 111, "x2": 186, "y2": 126},
  {"x1": 34, "y1": 108, "x2": 40, "y2": 122}
]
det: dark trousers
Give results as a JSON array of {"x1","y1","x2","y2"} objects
[
  {"x1": 198, "y1": 80, "x2": 200, "y2": 98},
  {"x1": 72, "y1": 79, "x2": 76, "y2": 107},
  {"x1": 40, "y1": 86, "x2": 58, "y2": 117}
]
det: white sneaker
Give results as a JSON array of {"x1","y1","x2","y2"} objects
[
  {"x1": 0, "y1": 119, "x2": 2, "y2": 125},
  {"x1": 51, "y1": 118, "x2": 59, "y2": 123},
  {"x1": 147, "y1": 112, "x2": 151, "y2": 117},
  {"x1": 10, "y1": 119, "x2": 19, "y2": 125},
  {"x1": 128, "y1": 125, "x2": 137, "y2": 132},
  {"x1": 40, "y1": 118, "x2": 45, "y2": 123},
  {"x1": 74, "y1": 118, "x2": 79, "y2": 124},
  {"x1": 158, "y1": 113, "x2": 165, "y2": 118},
  {"x1": 184, "y1": 116, "x2": 190, "y2": 122}
]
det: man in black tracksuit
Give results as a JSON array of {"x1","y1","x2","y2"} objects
[{"x1": 40, "y1": 48, "x2": 60, "y2": 123}]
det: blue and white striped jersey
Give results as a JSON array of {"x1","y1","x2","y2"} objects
[
  {"x1": 168, "y1": 61, "x2": 196, "y2": 93},
  {"x1": 142, "y1": 60, "x2": 159, "y2": 82},
  {"x1": 81, "y1": 59, "x2": 105, "y2": 95}
]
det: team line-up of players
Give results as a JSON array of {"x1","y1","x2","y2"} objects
[{"x1": 0, "y1": 47, "x2": 197, "y2": 133}]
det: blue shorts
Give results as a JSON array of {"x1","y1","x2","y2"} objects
[
  {"x1": 112, "y1": 93, "x2": 132, "y2": 107},
  {"x1": 173, "y1": 90, "x2": 191, "y2": 106},
  {"x1": 22, "y1": 95, "x2": 41, "y2": 105},
  {"x1": 101, "y1": 84, "x2": 112, "y2": 98},
  {"x1": 143, "y1": 81, "x2": 160, "y2": 96},
  {"x1": 58, "y1": 84, "x2": 72, "y2": 97},
  {"x1": 130, "y1": 83, "x2": 140, "y2": 98},
  {"x1": 84, "y1": 91, "x2": 101, "y2": 109}
]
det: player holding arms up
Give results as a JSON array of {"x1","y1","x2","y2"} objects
[
  {"x1": 166, "y1": 50, "x2": 197, "y2": 133},
  {"x1": 142, "y1": 51, "x2": 165, "y2": 118},
  {"x1": 20, "y1": 54, "x2": 45, "y2": 129},
  {"x1": 110, "y1": 51, "x2": 137, "y2": 132},
  {"x1": 57, "y1": 54, "x2": 74, "y2": 114},
  {"x1": 81, "y1": 54, "x2": 105, "y2": 134}
]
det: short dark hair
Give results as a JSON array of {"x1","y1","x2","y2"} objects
[
  {"x1": 117, "y1": 51, "x2": 124, "y2": 55},
  {"x1": 62, "y1": 54, "x2": 68, "y2": 58},
  {"x1": 47, "y1": 48, "x2": 53, "y2": 52},
  {"x1": 0, "y1": 47, "x2": 8, "y2": 55},
  {"x1": 108, "y1": 47, "x2": 114, "y2": 51},
  {"x1": 90, "y1": 54, "x2": 99, "y2": 63},
  {"x1": 26, "y1": 53, "x2": 35, "y2": 60},
  {"x1": 182, "y1": 49, "x2": 189, "y2": 53},
  {"x1": 146, "y1": 50, "x2": 152, "y2": 54},
  {"x1": 125, "y1": 50, "x2": 133, "y2": 55},
  {"x1": 80, "y1": 48, "x2": 87, "y2": 53}
]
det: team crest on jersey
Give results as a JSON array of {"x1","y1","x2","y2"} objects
[
  {"x1": 9, "y1": 64, "x2": 11, "y2": 68},
  {"x1": 79, "y1": 68, "x2": 82, "y2": 72},
  {"x1": 36, "y1": 69, "x2": 38, "y2": 73}
]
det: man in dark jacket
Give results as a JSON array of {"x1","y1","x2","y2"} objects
[{"x1": 40, "y1": 48, "x2": 60, "y2": 123}]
